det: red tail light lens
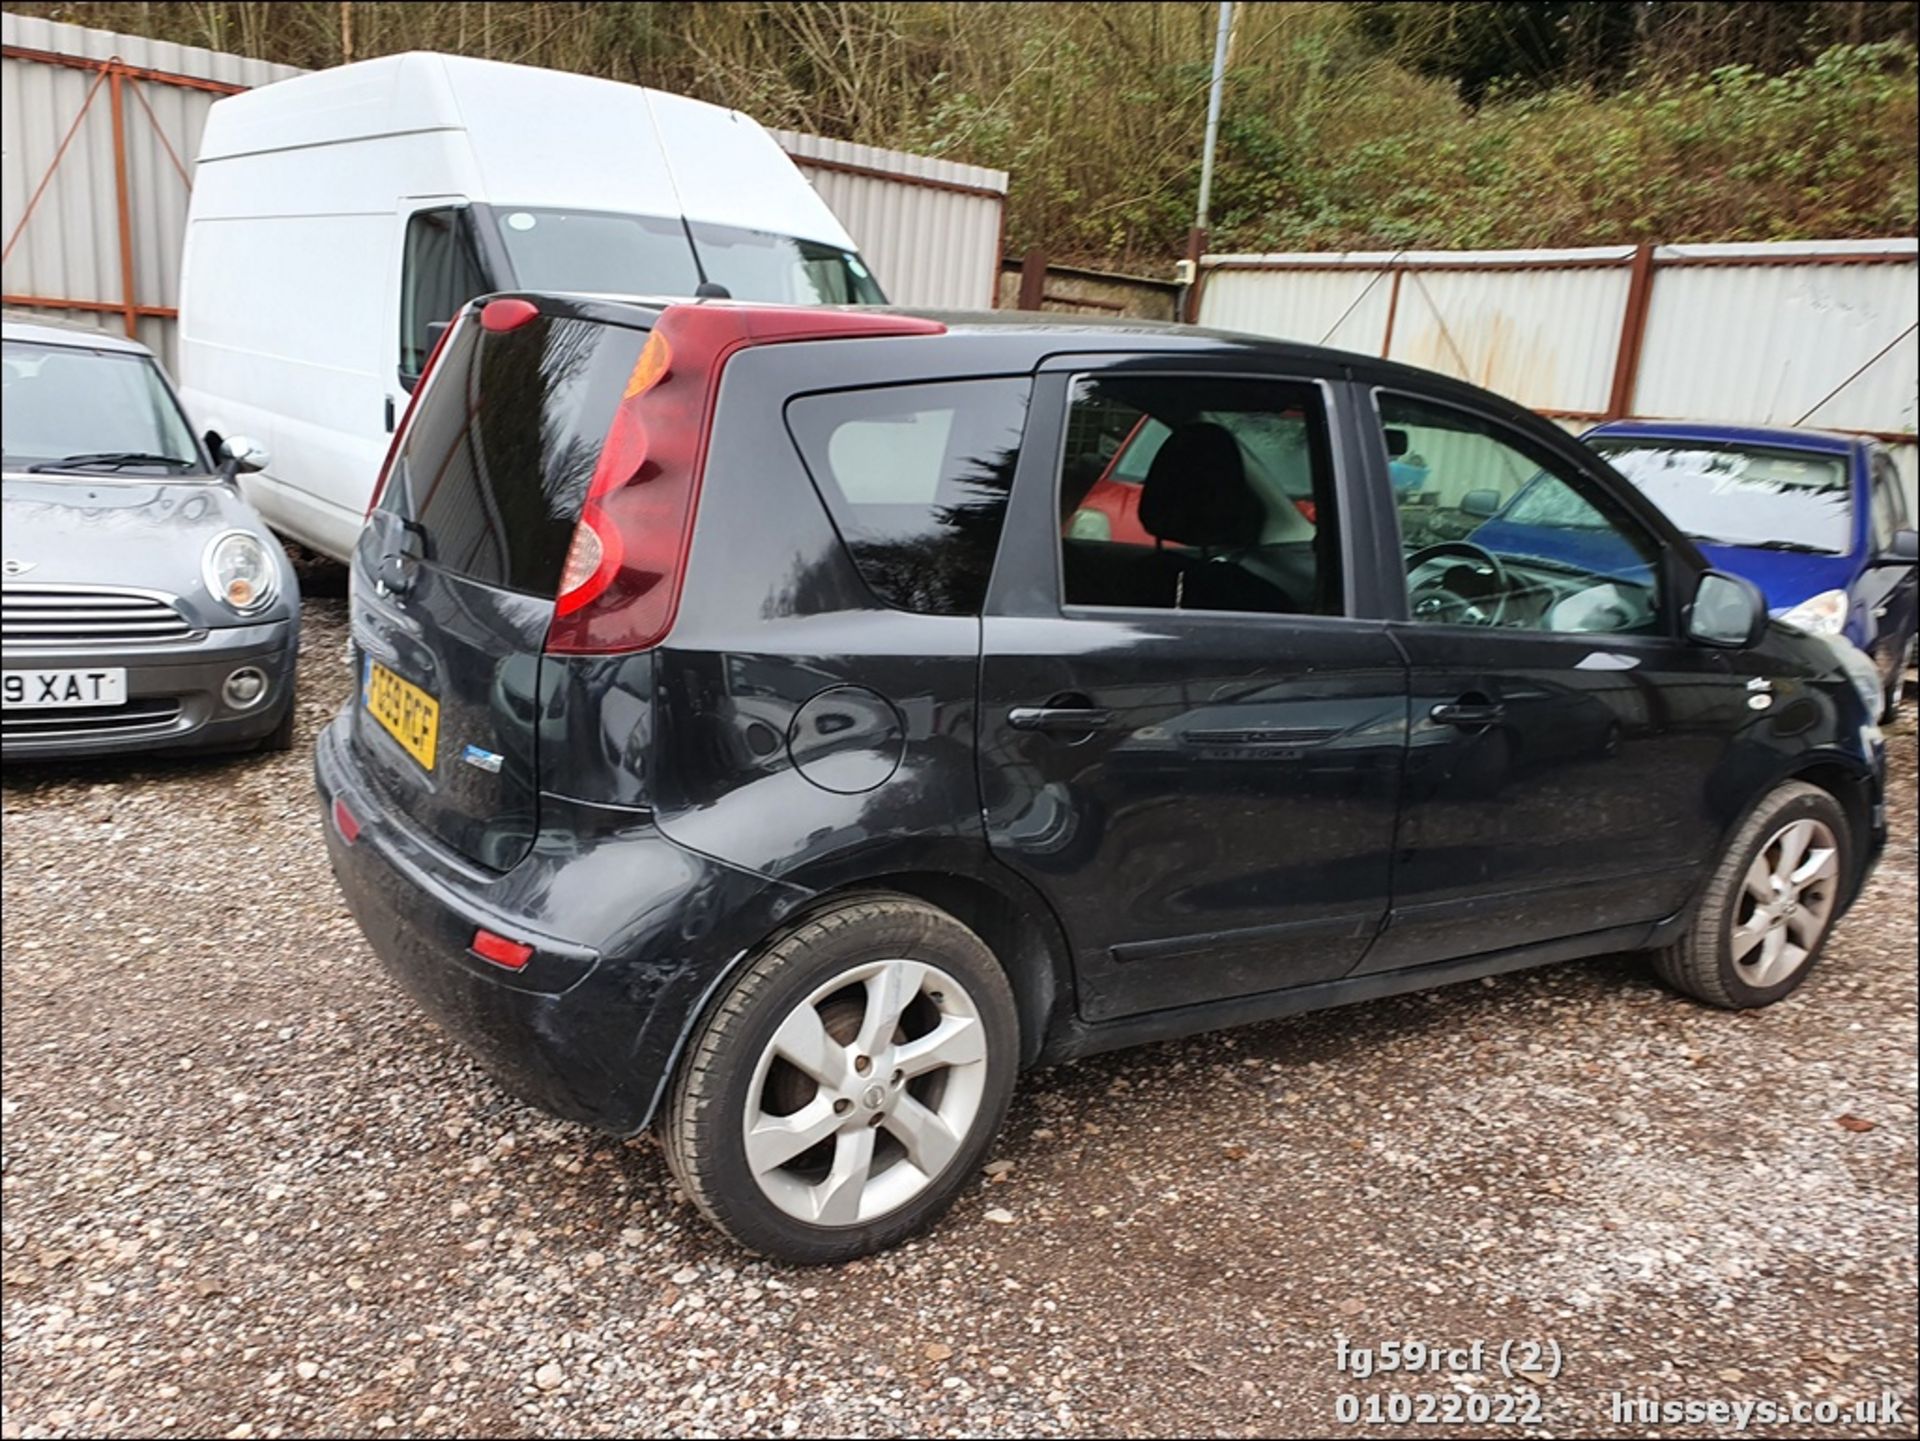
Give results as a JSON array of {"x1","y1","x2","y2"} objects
[
  {"x1": 365, "y1": 309, "x2": 467, "y2": 519},
  {"x1": 544, "y1": 306, "x2": 945, "y2": 655},
  {"x1": 471, "y1": 928, "x2": 533, "y2": 971}
]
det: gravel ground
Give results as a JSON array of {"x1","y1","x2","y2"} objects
[{"x1": 3, "y1": 584, "x2": 1915, "y2": 1440}]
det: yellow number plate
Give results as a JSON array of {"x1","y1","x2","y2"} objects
[{"x1": 364, "y1": 659, "x2": 439, "y2": 772}]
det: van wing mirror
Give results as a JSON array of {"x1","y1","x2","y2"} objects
[
  {"x1": 1383, "y1": 426, "x2": 1410, "y2": 459},
  {"x1": 1688, "y1": 570, "x2": 1767, "y2": 648},
  {"x1": 1460, "y1": 488, "x2": 1501, "y2": 519},
  {"x1": 1882, "y1": 527, "x2": 1918, "y2": 564}
]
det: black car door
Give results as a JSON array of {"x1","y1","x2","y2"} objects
[
  {"x1": 978, "y1": 357, "x2": 1410, "y2": 1023},
  {"x1": 1355, "y1": 387, "x2": 1752, "y2": 972}
]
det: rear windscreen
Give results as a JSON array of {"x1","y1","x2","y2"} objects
[{"x1": 381, "y1": 312, "x2": 648, "y2": 595}]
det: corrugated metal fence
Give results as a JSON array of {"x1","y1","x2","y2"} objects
[
  {"x1": 1197, "y1": 240, "x2": 1920, "y2": 506},
  {"x1": 2, "y1": 13, "x2": 1008, "y2": 369},
  {"x1": 1, "y1": 12, "x2": 299, "y2": 361},
  {"x1": 770, "y1": 129, "x2": 1005, "y2": 311}
]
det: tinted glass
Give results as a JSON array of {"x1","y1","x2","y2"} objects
[
  {"x1": 493, "y1": 208, "x2": 701, "y2": 298},
  {"x1": 1056, "y1": 375, "x2": 1343, "y2": 616},
  {"x1": 1380, "y1": 393, "x2": 1661, "y2": 635},
  {"x1": 1591, "y1": 439, "x2": 1851, "y2": 555},
  {"x1": 381, "y1": 313, "x2": 648, "y2": 595},
  {"x1": 690, "y1": 222, "x2": 886, "y2": 305},
  {"x1": 1, "y1": 341, "x2": 200, "y2": 472},
  {"x1": 787, "y1": 379, "x2": 1029, "y2": 615},
  {"x1": 401, "y1": 208, "x2": 492, "y2": 376}
]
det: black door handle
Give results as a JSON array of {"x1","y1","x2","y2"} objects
[
  {"x1": 1009, "y1": 706, "x2": 1111, "y2": 733},
  {"x1": 1430, "y1": 701, "x2": 1506, "y2": 728}
]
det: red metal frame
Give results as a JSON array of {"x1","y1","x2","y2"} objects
[{"x1": 2, "y1": 46, "x2": 246, "y2": 337}]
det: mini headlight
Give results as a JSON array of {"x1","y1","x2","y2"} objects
[
  {"x1": 1776, "y1": 588, "x2": 1849, "y2": 637},
  {"x1": 202, "y1": 530, "x2": 276, "y2": 615}
]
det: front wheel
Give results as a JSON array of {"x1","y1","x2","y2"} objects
[
  {"x1": 659, "y1": 896, "x2": 1019, "y2": 1263},
  {"x1": 1651, "y1": 781, "x2": 1852, "y2": 1009}
]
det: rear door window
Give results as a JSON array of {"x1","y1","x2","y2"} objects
[
  {"x1": 381, "y1": 311, "x2": 647, "y2": 595},
  {"x1": 786, "y1": 379, "x2": 1030, "y2": 616}
]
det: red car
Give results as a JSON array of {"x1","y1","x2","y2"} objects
[{"x1": 1066, "y1": 411, "x2": 1319, "y2": 546}]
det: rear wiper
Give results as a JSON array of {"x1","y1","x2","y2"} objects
[{"x1": 26, "y1": 451, "x2": 199, "y2": 474}]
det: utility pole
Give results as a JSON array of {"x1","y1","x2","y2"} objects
[{"x1": 1182, "y1": 1, "x2": 1233, "y2": 322}]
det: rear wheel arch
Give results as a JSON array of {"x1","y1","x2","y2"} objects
[{"x1": 777, "y1": 869, "x2": 1075, "y2": 1070}]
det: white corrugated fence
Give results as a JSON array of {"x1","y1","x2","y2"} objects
[{"x1": 1197, "y1": 239, "x2": 1920, "y2": 507}]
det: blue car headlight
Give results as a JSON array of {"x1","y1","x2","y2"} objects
[{"x1": 1776, "y1": 588, "x2": 1849, "y2": 637}]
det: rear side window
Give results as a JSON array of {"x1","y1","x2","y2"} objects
[
  {"x1": 382, "y1": 312, "x2": 647, "y2": 595},
  {"x1": 786, "y1": 380, "x2": 1029, "y2": 616}
]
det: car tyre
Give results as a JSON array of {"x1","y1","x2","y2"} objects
[
  {"x1": 1881, "y1": 638, "x2": 1915, "y2": 724},
  {"x1": 660, "y1": 895, "x2": 1019, "y2": 1264},
  {"x1": 257, "y1": 686, "x2": 298, "y2": 753},
  {"x1": 1651, "y1": 781, "x2": 1852, "y2": 1009}
]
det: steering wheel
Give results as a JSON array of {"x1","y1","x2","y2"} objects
[{"x1": 1406, "y1": 540, "x2": 1512, "y2": 627}]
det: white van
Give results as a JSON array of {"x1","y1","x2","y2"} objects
[{"x1": 178, "y1": 52, "x2": 884, "y2": 560}]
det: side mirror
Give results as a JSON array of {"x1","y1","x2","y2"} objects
[
  {"x1": 1883, "y1": 527, "x2": 1918, "y2": 564},
  {"x1": 220, "y1": 434, "x2": 270, "y2": 475},
  {"x1": 1383, "y1": 426, "x2": 1410, "y2": 459},
  {"x1": 425, "y1": 319, "x2": 451, "y2": 350},
  {"x1": 1460, "y1": 488, "x2": 1501, "y2": 519},
  {"x1": 1688, "y1": 569, "x2": 1767, "y2": 649}
]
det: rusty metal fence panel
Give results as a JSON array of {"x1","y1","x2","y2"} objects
[
  {"x1": 770, "y1": 130, "x2": 1006, "y2": 311},
  {"x1": 1197, "y1": 240, "x2": 1919, "y2": 508},
  {"x1": 3, "y1": 15, "x2": 1007, "y2": 372},
  {"x1": 2, "y1": 12, "x2": 302, "y2": 365}
]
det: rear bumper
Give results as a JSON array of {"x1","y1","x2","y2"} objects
[
  {"x1": 315, "y1": 718, "x2": 807, "y2": 1134},
  {"x1": 1, "y1": 620, "x2": 298, "y2": 759}
]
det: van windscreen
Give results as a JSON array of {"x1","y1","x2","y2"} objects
[
  {"x1": 689, "y1": 222, "x2": 886, "y2": 305},
  {"x1": 493, "y1": 208, "x2": 702, "y2": 297}
]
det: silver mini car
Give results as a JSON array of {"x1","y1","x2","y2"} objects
[{"x1": 2, "y1": 321, "x2": 300, "y2": 759}]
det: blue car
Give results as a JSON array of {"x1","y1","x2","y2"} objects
[{"x1": 1468, "y1": 420, "x2": 1918, "y2": 720}]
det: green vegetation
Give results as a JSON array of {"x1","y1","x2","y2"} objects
[{"x1": 14, "y1": 2, "x2": 1917, "y2": 267}]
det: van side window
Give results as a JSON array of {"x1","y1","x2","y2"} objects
[
  {"x1": 401, "y1": 208, "x2": 490, "y2": 378},
  {"x1": 1054, "y1": 375, "x2": 1345, "y2": 617},
  {"x1": 786, "y1": 380, "x2": 1030, "y2": 616}
]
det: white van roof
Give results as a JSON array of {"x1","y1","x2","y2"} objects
[{"x1": 196, "y1": 52, "x2": 856, "y2": 251}]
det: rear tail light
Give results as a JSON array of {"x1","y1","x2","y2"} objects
[
  {"x1": 365, "y1": 308, "x2": 467, "y2": 519},
  {"x1": 471, "y1": 928, "x2": 533, "y2": 971},
  {"x1": 543, "y1": 305, "x2": 945, "y2": 655}
]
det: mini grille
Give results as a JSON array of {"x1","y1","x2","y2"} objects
[{"x1": 1, "y1": 585, "x2": 196, "y2": 646}]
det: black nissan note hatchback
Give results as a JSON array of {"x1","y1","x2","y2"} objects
[{"x1": 319, "y1": 295, "x2": 1890, "y2": 1263}]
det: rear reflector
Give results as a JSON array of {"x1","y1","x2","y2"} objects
[
  {"x1": 480, "y1": 297, "x2": 541, "y2": 333},
  {"x1": 543, "y1": 305, "x2": 944, "y2": 656},
  {"x1": 471, "y1": 928, "x2": 534, "y2": 971},
  {"x1": 331, "y1": 797, "x2": 360, "y2": 844}
]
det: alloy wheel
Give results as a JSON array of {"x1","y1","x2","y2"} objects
[
  {"x1": 742, "y1": 958, "x2": 989, "y2": 1227},
  {"x1": 1730, "y1": 817, "x2": 1840, "y2": 988}
]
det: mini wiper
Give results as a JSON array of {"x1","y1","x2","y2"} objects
[{"x1": 25, "y1": 451, "x2": 199, "y2": 474}]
